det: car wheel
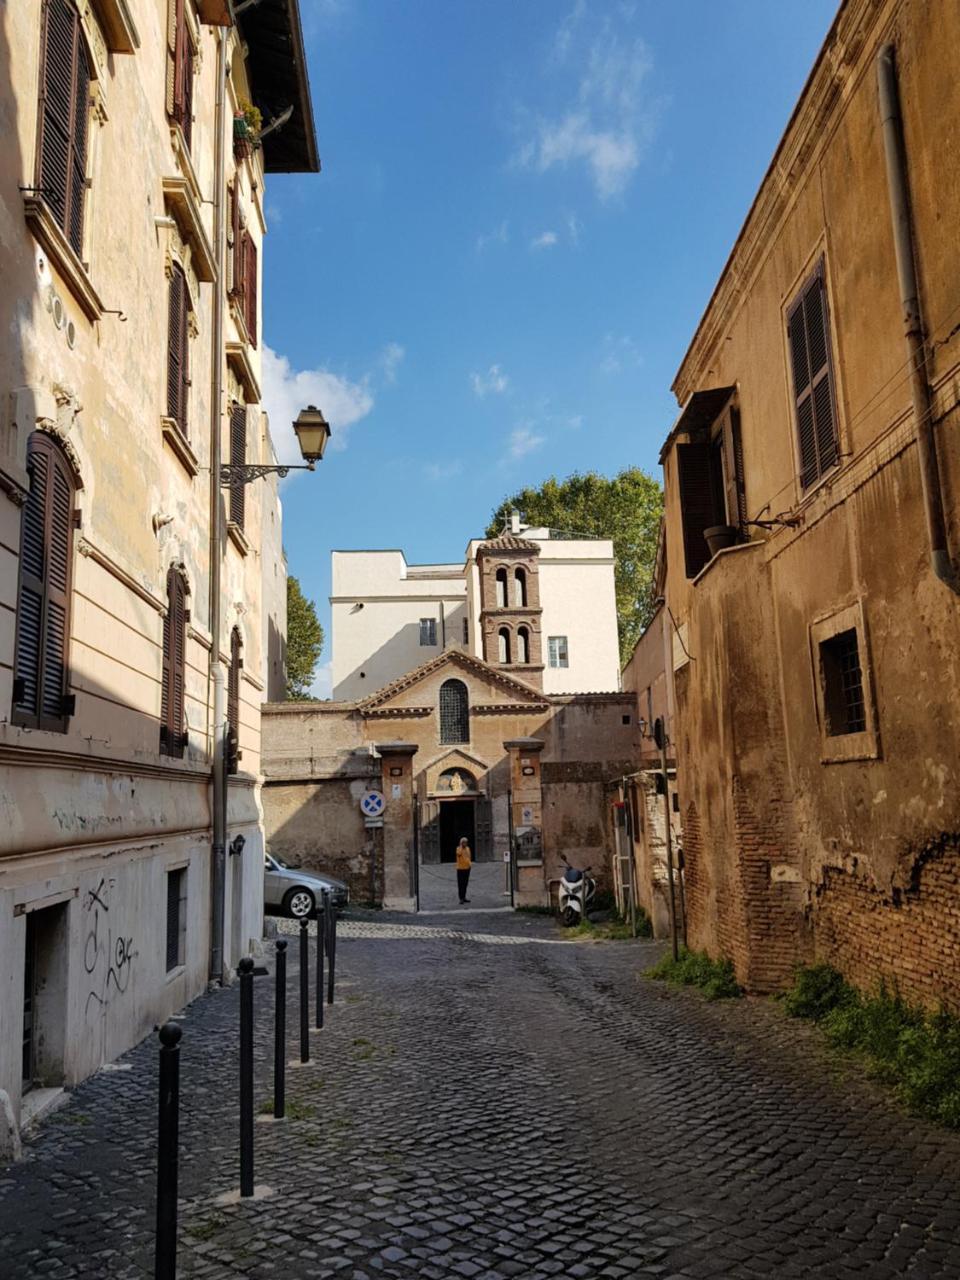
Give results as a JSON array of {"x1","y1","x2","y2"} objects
[{"x1": 283, "y1": 888, "x2": 315, "y2": 919}]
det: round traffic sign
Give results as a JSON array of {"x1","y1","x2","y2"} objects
[{"x1": 360, "y1": 790, "x2": 385, "y2": 817}]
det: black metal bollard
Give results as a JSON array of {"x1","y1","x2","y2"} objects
[
  {"x1": 315, "y1": 901, "x2": 325, "y2": 1030},
  {"x1": 238, "y1": 957, "x2": 255, "y2": 1197},
  {"x1": 155, "y1": 1021, "x2": 182, "y2": 1280},
  {"x1": 273, "y1": 940, "x2": 287, "y2": 1119},
  {"x1": 326, "y1": 896, "x2": 337, "y2": 1007},
  {"x1": 299, "y1": 917, "x2": 310, "y2": 1063}
]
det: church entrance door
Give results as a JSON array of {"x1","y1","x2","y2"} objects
[{"x1": 439, "y1": 799, "x2": 475, "y2": 864}]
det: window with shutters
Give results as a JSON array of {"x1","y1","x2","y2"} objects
[
  {"x1": 170, "y1": 0, "x2": 196, "y2": 151},
  {"x1": 787, "y1": 262, "x2": 840, "y2": 490},
  {"x1": 167, "y1": 263, "x2": 191, "y2": 437},
  {"x1": 160, "y1": 566, "x2": 188, "y2": 758},
  {"x1": 242, "y1": 231, "x2": 258, "y2": 347},
  {"x1": 439, "y1": 679, "x2": 469, "y2": 744},
  {"x1": 228, "y1": 181, "x2": 244, "y2": 299},
  {"x1": 676, "y1": 400, "x2": 746, "y2": 578},
  {"x1": 810, "y1": 602, "x2": 879, "y2": 763},
  {"x1": 419, "y1": 617, "x2": 437, "y2": 646},
  {"x1": 165, "y1": 867, "x2": 187, "y2": 972},
  {"x1": 12, "y1": 433, "x2": 78, "y2": 732},
  {"x1": 229, "y1": 403, "x2": 246, "y2": 531},
  {"x1": 37, "y1": 0, "x2": 92, "y2": 257},
  {"x1": 227, "y1": 627, "x2": 242, "y2": 775}
]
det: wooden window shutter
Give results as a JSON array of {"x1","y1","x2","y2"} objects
[
  {"x1": 229, "y1": 403, "x2": 246, "y2": 529},
  {"x1": 172, "y1": 0, "x2": 190, "y2": 141},
  {"x1": 13, "y1": 434, "x2": 76, "y2": 732},
  {"x1": 788, "y1": 263, "x2": 839, "y2": 489},
  {"x1": 721, "y1": 405, "x2": 747, "y2": 529},
  {"x1": 167, "y1": 265, "x2": 189, "y2": 436},
  {"x1": 227, "y1": 627, "x2": 241, "y2": 774},
  {"x1": 160, "y1": 567, "x2": 187, "y2": 758},
  {"x1": 676, "y1": 442, "x2": 721, "y2": 578},
  {"x1": 243, "y1": 232, "x2": 258, "y2": 347},
  {"x1": 228, "y1": 183, "x2": 242, "y2": 296},
  {"x1": 39, "y1": 0, "x2": 90, "y2": 255}
]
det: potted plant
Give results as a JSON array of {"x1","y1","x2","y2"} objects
[
  {"x1": 704, "y1": 524, "x2": 740, "y2": 557},
  {"x1": 233, "y1": 97, "x2": 262, "y2": 159}
]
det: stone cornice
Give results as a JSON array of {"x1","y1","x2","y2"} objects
[
  {"x1": 472, "y1": 702, "x2": 548, "y2": 715},
  {"x1": 0, "y1": 740, "x2": 209, "y2": 782},
  {"x1": 672, "y1": 0, "x2": 887, "y2": 407},
  {"x1": 362, "y1": 706, "x2": 432, "y2": 720}
]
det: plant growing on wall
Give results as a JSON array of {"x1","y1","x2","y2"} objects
[
  {"x1": 233, "y1": 97, "x2": 263, "y2": 158},
  {"x1": 286, "y1": 575, "x2": 325, "y2": 700},
  {"x1": 487, "y1": 467, "x2": 664, "y2": 663}
]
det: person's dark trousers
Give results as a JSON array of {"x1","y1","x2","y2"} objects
[{"x1": 457, "y1": 869, "x2": 470, "y2": 902}]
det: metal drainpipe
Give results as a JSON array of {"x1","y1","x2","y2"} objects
[
  {"x1": 877, "y1": 44, "x2": 958, "y2": 593},
  {"x1": 208, "y1": 28, "x2": 229, "y2": 985}
]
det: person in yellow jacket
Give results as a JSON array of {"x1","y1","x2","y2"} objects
[{"x1": 455, "y1": 837, "x2": 472, "y2": 904}]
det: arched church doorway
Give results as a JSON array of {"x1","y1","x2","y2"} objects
[{"x1": 439, "y1": 799, "x2": 475, "y2": 863}]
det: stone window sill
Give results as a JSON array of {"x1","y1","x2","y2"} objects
[
  {"x1": 23, "y1": 197, "x2": 105, "y2": 323},
  {"x1": 227, "y1": 521, "x2": 250, "y2": 556},
  {"x1": 161, "y1": 417, "x2": 200, "y2": 477}
]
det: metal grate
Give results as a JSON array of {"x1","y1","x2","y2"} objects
[
  {"x1": 166, "y1": 869, "x2": 186, "y2": 972},
  {"x1": 821, "y1": 628, "x2": 866, "y2": 736},
  {"x1": 439, "y1": 679, "x2": 469, "y2": 744}
]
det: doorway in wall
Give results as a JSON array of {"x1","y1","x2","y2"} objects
[
  {"x1": 439, "y1": 799, "x2": 475, "y2": 863},
  {"x1": 22, "y1": 903, "x2": 68, "y2": 1092}
]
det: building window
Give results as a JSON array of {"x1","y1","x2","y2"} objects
[
  {"x1": 548, "y1": 636, "x2": 569, "y2": 668},
  {"x1": 12, "y1": 433, "x2": 77, "y2": 732},
  {"x1": 165, "y1": 867, "x2": 187, "y2": 972},
  {"x1": 227, "y1": 186, "x2": 258, "y2": 348},
  {"x1": 160, "y1": 566, "x2": 188, "y2": 757},
  {"x1": 676, "y1": 400, "x2": 746, "y2": 579},
  {"x1": 167, "y1": 263, "x2": 190, "y2": 437},
  {"x1": 419, "y1": 617, "x2": 437, "y2": 646},
  {"x1": 37, "y1": 0, "x2": 91, "y2": 256},
  {"x1": 495, "y1": 567, "x2": 508, "y2": 608},
  {"x1": 227, "y1": 626, "x2": 242, "y2": 774},
  {"x1": 514, "y1": 567, "x2": 527, "y2": 607},
  {"x1": 171, "y1": 0, "x2": 194, "y2": 150},
  {"x1": 439, "y1": 678, "x2": 469, "y2": 744},
  {"x1": 820, "y1": 629, "x2": 866, "y2": 736},
  {"x1": 229, "y1": 403, "x2": 246, "y2": 530},
  {"x1": 462, "y1": 617, "x2": 469, "y2": 644},
  {"x1": 498, "y1": 627, "x2": 511, "y2": 664},
  {"x1": 788, "y1": 261, "x2": 839, "y2": 490},
  {"x1": 517, "y1": 626, "x2": 529, "y2": 664},
  {"x1": 810, "y1": 602, "x2": 878, "y2": 763}
]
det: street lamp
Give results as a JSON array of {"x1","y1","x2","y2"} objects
[{"x1": 220, "y1": 404, "x2": 330, "y2": 486}]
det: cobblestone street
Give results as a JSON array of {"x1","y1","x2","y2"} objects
[{"x1": 3, "y1": 910, "x2": 960, "y2": 1279}]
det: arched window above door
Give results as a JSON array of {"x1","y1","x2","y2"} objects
[{"x1": 439, "y1": 678, "x2": 469, "y2": 744}]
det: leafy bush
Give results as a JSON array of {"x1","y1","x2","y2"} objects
[
  {"x1": 647, "y1": 947, "x2": 741, "y2": 1000},
  {"x1": 783, "y1": 965, "x2": 960, "y2": 1129}
]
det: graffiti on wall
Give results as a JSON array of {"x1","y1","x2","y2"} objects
[{"x1": 83, "y1": 877, "x2": 138, "y2": 1020}]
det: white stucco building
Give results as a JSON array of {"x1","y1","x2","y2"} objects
[{"x1": 331, "y1": 520, "x2": 620, "y2": 700}]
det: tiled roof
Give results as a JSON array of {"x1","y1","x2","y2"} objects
[{"x1": 477, "y1": 532, "x2": 541, "y2": 552}]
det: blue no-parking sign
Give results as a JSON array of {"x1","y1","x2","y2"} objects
[{"x1": 360, "y1": 790, "x2": 385, "y2": 818}]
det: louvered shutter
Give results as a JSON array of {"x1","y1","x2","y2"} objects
[
  {"x1": 676, "y1": 442, "x2": 721, "y2": 578},
  {"x1": 788, "y1": 264, "x2": 839, "y2": 489},
  {"x1": 227, "y1": 628, "x2": 241, "y2": 774},
  {"x1": 244, "y1": 233, "x2": 258, "y2": 347},
  {"x1": 228, "y1": 184, "x2": 241, "y2": 295},
  {"x1": 13, "y1": 434, "x2": 75, "y2": 732},
  {"x1": 160, "y1": 568, "x2": 187, "y2": 758},
  {"x1": 159, "y1": 589, "x2": 172, "y2": 753},
  {"x1": 39, "y1": 0, "x2": 89, "y2": 255},
  {"x1": 180, "y1": 34, "x2": 194, "y2": 150},
  {"x1": 167, "y1": 266, "x2": 189, "y2": 436},
  {"x1": 229, "y1": 403, "x2": 246, "y2": 529},
  {"x1": 172, "y1": 0, "x2": 188, "y2": 135},
  {"x1": 721, "y1": 405, "x2": 747, "y2": 529}
]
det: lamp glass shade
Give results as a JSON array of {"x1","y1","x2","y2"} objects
[{"x1": 293, "y1": 406, "x2": 331, "y2": 462}]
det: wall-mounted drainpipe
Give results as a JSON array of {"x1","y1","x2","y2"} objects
[
  {"x1": 877, "y1": 44, "x2": 958, "y2": 593},
  {"x1": 208, "y1": 28, "x2": 229, "y2": 985}
]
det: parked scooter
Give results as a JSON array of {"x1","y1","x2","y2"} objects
[{"x1": 558, "y1": 854, "x2": 596, "y2": 926}]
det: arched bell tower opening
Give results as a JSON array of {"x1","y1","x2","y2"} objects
[{"x1": 476, "y1": 533, "x2": 544, "y2": 689}]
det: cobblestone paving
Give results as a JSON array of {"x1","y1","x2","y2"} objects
[{"x1": 3, "y1": 910, "x2": 960, "y2": 1278}]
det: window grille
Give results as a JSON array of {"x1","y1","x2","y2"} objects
[
  {"x1": 820, "y1": 628, "x2": 866, "y2": 736},
  {"x1": 439, "y1": 679, "x2": 469, "y2": 744}
]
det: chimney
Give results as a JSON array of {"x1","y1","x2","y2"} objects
[{"x1": 509, "y1": 508, "x2": 521, "y2": 535}]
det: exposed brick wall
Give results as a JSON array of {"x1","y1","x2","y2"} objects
[
  {"x1": 813, "y1": 838, "x2": 960, "y2": 1014},
  {"x1": 682, "y1": 800, "x2": 707, "y2": 947}
]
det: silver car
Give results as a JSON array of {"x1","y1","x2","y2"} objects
[{"x1": 264, "y1": 851, "x2": 349, "y2": 918}]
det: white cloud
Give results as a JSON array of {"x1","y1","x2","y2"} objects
[
  {"x1": 509, "y1": 425, "x2": 546, "y2": 459},
  {"x1": 380, "y1": 341, "x2": 405, "y2": 385},
  {"x1": 424, "y1": 460, "x2": 464, "y2": 482},
  {"x1": 566, "y1": 212, "x2": 582, "y2": 245},
  {"x1": 517, "y1": 5, "x2": 655, "y2": 201},
  {"x1": 600, "y1": 332, "x2": 643, "y2": 375},
  {"x1": 308, "y1": 660, "x2": 333, "y2": 701},
  {"x1": 470, "y1": 364, "x2": 509, "y2": 397},
  {"x1": 530, "y1": 230, "x2": 559, "y2": 250},
  {"x1": 475, "y1": 220, "x2": 509, "y2": 253},
  {"x1": 262, "y1": 346, "x2": 374, "y2": 462}
]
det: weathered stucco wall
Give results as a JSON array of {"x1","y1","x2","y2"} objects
[{"x1": 661, "y1": 0, "x2": 960, "y2": 999}]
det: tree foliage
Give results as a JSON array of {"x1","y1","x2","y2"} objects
[
  {"x1": 486, "y1": 468, "x2": 663, "y2": 663},
  {"x1": 286, "y1": 574, "x2": 325, "y2": 699}
]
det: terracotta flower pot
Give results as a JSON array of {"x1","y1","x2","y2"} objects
[{"x1": 704, "y1": 524, "x2": 739, "y2": 556}]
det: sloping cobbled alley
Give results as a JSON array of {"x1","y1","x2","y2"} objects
[{"x1": 3, "y1": 910, "x2": 960, "y2": 1279}]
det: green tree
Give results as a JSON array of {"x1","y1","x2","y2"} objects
[
  {"x1": 486, "y1": 468, "x2": 663, "y2": 663},
  {"x1": 286, "y1": 574, "x2": 325, "y2": 699}
]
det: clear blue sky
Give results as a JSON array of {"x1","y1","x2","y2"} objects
[{"x1": 263, "y1": 1, "x2": 838, "y2": 694}]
